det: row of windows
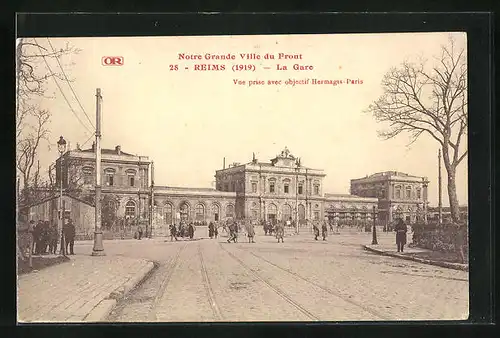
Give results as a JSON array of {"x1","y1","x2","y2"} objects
[
  {"x1": 248, "y1": 182, "x2": 319, "y2": 195},
  {"x1": 83, "y1": 172, "x2": 137, "y2": 187},
  {"x1": 394, "y1": 185, "x2": 422, "y2": 200}
]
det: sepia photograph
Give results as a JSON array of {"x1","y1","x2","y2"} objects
[{"x1": 16, "y1": 31, "x2": 469, "y2": 322}]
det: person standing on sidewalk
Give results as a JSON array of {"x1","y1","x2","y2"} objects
[
  {"x1": 394, "y1": 218, "x2": 408, "y2": 252},
  {"x1": 214, "y1": 222, "x2": 219, "y2": 239},
  {"x1": 64, "y1": 219, "x2": 76, "y2": 255},
  {"x1": 169, "y1": 224, "x2": 178, "y2": 241},
  {"x1": 48, "y1": 221, "x2": 59, "y2": 254}
]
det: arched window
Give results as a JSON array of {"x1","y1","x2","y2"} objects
[
  {"x1": 180, "y1": 202, "x2": 190, "y2": 221},
  {"x1": 226, "y1": 204, "x2": 234, "y2": 218},
  {"x1": 298, "y1": 204, "x2": 305, "y2": 221},
  {"x1": 211, "y1": 204, "x2": 220, "y2": 222},
  {"x1": 125, "y1": 200, "x2": 136, "y2": 218},
  {"x1": 282, "y1": 204, "x2": 292, "y2": 221},
  {"x1": 195, "y1": 204, "x2": 205, "y2": 221},
  {"x1": 298, "y1": 182, "x2": 304, "y2": 195},
  {"x1": 164, "y1": 204, "x2": 173, "y2": 225},
  {"x1": 251, "y1": 202, "x2": 259, "y2": 220},
  {"x1": 313, "y1": 182, "x2": 320, "y2": 195},
  {"x1": 283, "y1": 178, "x2": 291, "y2": 194}
]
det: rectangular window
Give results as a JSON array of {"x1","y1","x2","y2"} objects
[
  {"x1": 314, "y1": 211, "x2": 319, "y2": 220},
  {"x1": 284, "y1": 184, "x2": 289, "y2": 194},
  {"x1": 129, "y1": 176, "x2": 135, "y2": 187},
  {"x1": 298, "y1": 185, "x2": 303, "y2": 194},
  {"x1": 416, "y1": 189, "x2": 421, "y2": 199},
  {"x1": 406, "y1": 188, "x2": 411, "y2": 199},
  {"x1": 270, "y1": 183, "x2": 275, "y2": 193},
  {"x1": 106, "y1": 174, "x2": 114, "y2": 186},
  {"x1": 314, "y1": 185, "x2": 319, "y2": 195},
  {"x1": 251, "y1": 182, "x2": 257, "y2": 193}
]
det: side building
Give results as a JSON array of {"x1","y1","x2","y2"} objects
[
  {"x1": 56, "y1": 143, "x2": 151, "y2": 224},
  {"x1": 350, "y1": 171, "x2": 429, "y2": 224}
]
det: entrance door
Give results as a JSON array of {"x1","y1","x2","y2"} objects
[{"x1": 268, "y1": 214, "x2": 276, "y2": 224}]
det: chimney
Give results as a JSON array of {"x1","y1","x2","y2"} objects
[
  {"x1": 115, "y1": 145, "x2": 121, "y2": 155},
  {"x1": 223, "y1": 157, "x2": 226, "y2": 169},
  {"x1": 91, "y1": 142, "x2": 96, "y2": 151}
]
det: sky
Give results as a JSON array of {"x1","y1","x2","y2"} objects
[{"x1": 20, "y1": 32, "x2": 468, "y2": 207}]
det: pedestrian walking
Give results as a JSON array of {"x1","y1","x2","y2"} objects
[
  {"x1": 394, "y1": 218, "x2": 407, "y2": 252},
  {"x1": 63, "y1": 219, "x2": 76, "y2": 255},
  {"x1": 208, "y1": 222, "x2": 214, "y2": 239},
  {"x1": 322, "y1": 222, "x2": 328, "y2": 241},
  {"x1": 246, "y1": 221, "x2": 256, "y2": 243},
  {"x1": 188, "y1": 222, "x2": 195, "y2": 240},
  {"x1": 276, "y1": 221, "x2": 284, "y2": 243},
  {"x1": 214, "y1": 222, "x2": 219, "y2": 238},
  {"x1": 313, "y1": 222, "x2": 320, "y2": 241},
  {"x1": 169, "y1": 224, "x2": 178, "y2": 241}
]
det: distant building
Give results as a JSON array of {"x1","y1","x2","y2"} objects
[{"x1": 350, "y1": 171, "x2": 430, "y2": 224}]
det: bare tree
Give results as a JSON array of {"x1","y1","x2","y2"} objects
[
  {"x1": 366, "y1": 36, "x2": 467, "y2": 223},
  {"x1": 16, "y1": 38, "x2": 81, "y2": 206}
]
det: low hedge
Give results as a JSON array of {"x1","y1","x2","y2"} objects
[{"x1": 412, "y1": 222, "x2": 468, "y2": 258}]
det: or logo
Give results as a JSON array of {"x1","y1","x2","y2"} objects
[{"x1": 102, "y1": 56, "x2": 124, "y2": 66}]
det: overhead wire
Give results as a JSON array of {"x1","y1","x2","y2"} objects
[
  {"x1": 33, "y1": 38, "x2": 94, "y2": 136},
  {"x1": 46, "y1": 37, "x2": 95, "y2": 129}
]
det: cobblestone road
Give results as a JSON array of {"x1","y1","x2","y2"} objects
[{"x1": 85, "y1": 231, "x2": 468, "y2": 322}]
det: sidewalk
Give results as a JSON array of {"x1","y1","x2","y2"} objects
[
  {"x1": 17, "y1": 254, "x2": 154, "y2": 323},
  {"x1": 362, "y1": 232, "x2": 468, "y2": 271}
]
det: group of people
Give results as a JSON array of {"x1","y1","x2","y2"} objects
[
  {"x1": 28, "y1": 218, "x2": 76, "y2": 255},
  {"x1": 208, "y1": 222, "x2": 219, "y2": 239},
  {"x1": 312, "y1": 221, "x2": 329, "y2": 241},
  {"x1": 169, "y1": 222, "x2": 196, "y2": 241},
  {"x1": 225, "y1": 220, "x2": 256, "y2": 243}
]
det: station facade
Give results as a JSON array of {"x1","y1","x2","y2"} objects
[{"x1": 56, "y1": 145, "x2": 428, "y2": 236}]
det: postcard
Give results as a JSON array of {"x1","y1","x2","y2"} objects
[{"x1": 16, "y1": 32, "x2": 469, "y2": 322}]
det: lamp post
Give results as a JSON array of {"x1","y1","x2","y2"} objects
[
  {"x1": 57, "y1": 136, "x2": 67, "y2": 256},
  {"x1": 372, "y1": 205, "x2": 378, "y2": 245}
]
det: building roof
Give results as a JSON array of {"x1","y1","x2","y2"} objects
[
  {"x1": 80, "y1": 148, "x2": 135, "y2": 156},
  {"x1": 351, "y1": 171, "x2": 427, "y2": 182},
  {"x1": 20, "y1": 192, "x2": 95, "y2": 209}
]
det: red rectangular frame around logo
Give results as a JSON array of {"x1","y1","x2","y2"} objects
[{"x1": 101, "y1": 56, "x2": 124, "y2": 66}]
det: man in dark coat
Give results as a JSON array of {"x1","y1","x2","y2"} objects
[
  {"x1": 169, "y1": 224, "x2": 178, "y2": 241},
  {"x1": 63, "y1": 218, "x2": 76, "y2": 255},
  {"x1": 313, "y1": 222, "x2": 320, "y2": 241},
  {"x1": 214, "y1": 223, "x2": 219, "y2": 238},
  {"x1": 48, "y1": 222, "x2": 59, "y2": 254},
  {"x1": 208, "y1": 222, "x2": 214, "y2": 239},
  {"x1": 394, "y1": 218, "x2": 408, "y2": 252},
  {"x1": 322, "y1": 222, "x2": 328, "y2": 241},
  {"x1": 137, "y1": 224, "x2": 143, "y2": 240},
  {"x1": 188, "y1": 223, "x2": 195, "y2": 239}
]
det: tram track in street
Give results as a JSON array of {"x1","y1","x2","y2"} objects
[
  {"x1": 219, "y1": 244, "x2": 320, "y2": 321},
  {"x1": 198, "y1": 243, "x2": 224, "y2": 321},
  {"x1": 245, "y1": 249, "x2": 389, "y2": 321},
  {"x1": 146, "y1": 243, "x2": 187, "y2": 321}
]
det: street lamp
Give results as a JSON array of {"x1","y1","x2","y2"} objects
[
  {"x1": 372, "y1": 205, "x2": 378, "y2": 245},
  {"x1": 57, "y1": 136, "x2": 67, "y2": 256}
]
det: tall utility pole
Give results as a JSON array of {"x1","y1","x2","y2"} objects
[
  {"x1": 149, "y1": 161, "x2": 155, "y2": 238},
  {"x1": 92, "y1": 88, "x2": 105, "y2": 256},
  {"x1": 438, "y1": 149, "x2": 443, "y2": 225},
  {"x1": 295, "y1": 161, "x2": 299, "y2": 234}
]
